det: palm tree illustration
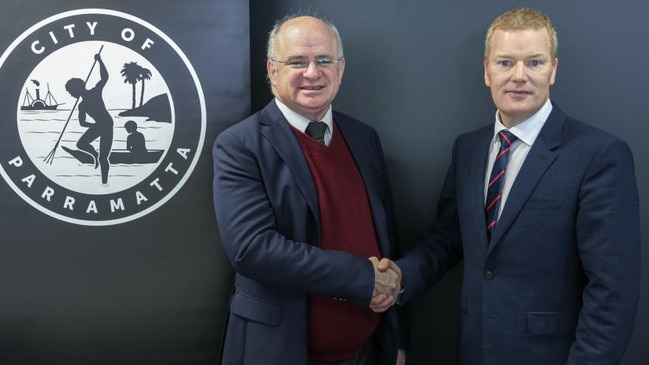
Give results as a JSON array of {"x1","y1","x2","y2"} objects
[
  {"x1": 121, "y1": 62, "x2": 154, "y2": 109},
  {"x1": 121, "y1": 62, "x2": 140, "y2": 109},
  {"x1": 138, "y1": 66, "x2": 152, "y2": 107}
]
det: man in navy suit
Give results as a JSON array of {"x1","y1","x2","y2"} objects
[
  {"x1": 374, "y1": 7, "x2": 640, "y2": 365},
  {"x1": 213, "y1": 14, "x2": 405, "y2": 365}
]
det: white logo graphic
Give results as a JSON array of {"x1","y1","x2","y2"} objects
[{"x1": 0, "y1": 9, "x2": 206, "y2": 225}]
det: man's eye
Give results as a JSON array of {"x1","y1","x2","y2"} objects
[
  {"x1": 315, "y1": 58, "x2": 334, "y2": 66},
  {"x1": 287, "y1": 60, "x2": 308, "y2": 68},
  {"x1": 528, "y1": 59, "x2": 542, "y2": 68},
  {"x1": 498, "y1": 60, "x2": 512, "y2": 67}
]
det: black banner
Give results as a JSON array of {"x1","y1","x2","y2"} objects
[{"x1": 0, "y1": 1, "x2": 248, "y2": 363}]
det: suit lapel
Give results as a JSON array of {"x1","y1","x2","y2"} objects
[
  {"x1": 336, "y1": 115, "x2": 391, "y2": 255},
  {"x1": 259, "y1": 102, "x2": 320, "y2": 222},
  {"x1": 466, "y1": 129, "x2": 493, "y2": 247},
  {"x1": 488, "y1": 105, "x2": 564, "y2": 250},
  {"x1": 451, "y1": 125, "x2": 493, "y2": 247},
  {"x1": 336, "y1": 116, "x2": 377, "y2": 198}
]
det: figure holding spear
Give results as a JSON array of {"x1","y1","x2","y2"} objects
[{"x1": 63, "y1": 50, "x2": 114, "y2": 185}]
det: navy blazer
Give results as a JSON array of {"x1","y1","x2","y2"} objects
[
  {"x1": 213, "y1": 101, "x2": 402, "y2": 364},
  {"x1": 398, "y1": 104, "x2": 640, "y2": 365}
]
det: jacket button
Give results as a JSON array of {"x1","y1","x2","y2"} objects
[{"x1": 485, "y1": 270, "x2": 495, "y2": 280}]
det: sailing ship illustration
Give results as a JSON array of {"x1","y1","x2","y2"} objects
[{"x1": 21, "y1": 80, "x2": 62, "y2": 110}]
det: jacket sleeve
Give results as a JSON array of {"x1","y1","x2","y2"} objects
[
  {"x1": 212, "y1": 128, "x2": 376, "y2": 306},
  {"x1": 566, "y1": 138, "x2": 641, "y2": 364}
]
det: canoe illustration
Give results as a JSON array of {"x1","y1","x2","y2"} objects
[{"x1": 62, "y1": 146, "x2": 163, "y2": 164}]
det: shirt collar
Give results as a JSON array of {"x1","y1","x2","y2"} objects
[
  {"x1": 274, "y1": 98, "x2": 333, "y2": 133},
  {"x1": 493, "y1": 99, "x2": 553, "y2": 146}
]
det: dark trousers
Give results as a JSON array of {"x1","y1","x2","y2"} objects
[{"x1": 308, "y1": 340, "x2": 377, "y2": 365}]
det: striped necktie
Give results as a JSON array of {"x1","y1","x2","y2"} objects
[{"x1": 485, "y1": 130, "x2": 518, "y2": 240}]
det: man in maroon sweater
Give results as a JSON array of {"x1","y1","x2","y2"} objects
[{"x1": 213, "y1": 14, "x2": 406, "y2": 365}]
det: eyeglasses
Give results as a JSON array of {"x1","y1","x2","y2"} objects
[{"x1": 270, "y1": 56, "x2": 344, "y2": 69}]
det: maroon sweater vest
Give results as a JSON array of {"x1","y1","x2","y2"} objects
[{"x1": 293, "y1": 123, "x2": 381, "y2": 361}]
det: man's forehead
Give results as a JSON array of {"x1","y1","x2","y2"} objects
[
  {"x1": 493, "y1": 27, "x2": 549, "y2": 37},
  {"x1": 276, "y1": 36, "x2": 337, "y2": 57},
  {"x1": 490, "y1": 28, "x2": 551, "y2": 47}
]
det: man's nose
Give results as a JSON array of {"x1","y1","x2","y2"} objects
[
  {"x1": 512, "y1": 62, "x2": 526, "y2": 81},
  {"x1": 302, "y1": 60, "x2": 321, "y2": 78}
]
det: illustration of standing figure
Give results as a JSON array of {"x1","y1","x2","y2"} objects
[
  {"x1": 65, "y1": 53, "x2": 114, "y2": 185},
  {"x1": 125, "y1": 120, "x2": 147, "y2": 158}
]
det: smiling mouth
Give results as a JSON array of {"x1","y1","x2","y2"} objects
[
  {"x1": 506, "y1": 90, "x2": 530, "y2": 95},
  {"x1": 301, "y1": 86, "x2": 324, "y2": 91}
]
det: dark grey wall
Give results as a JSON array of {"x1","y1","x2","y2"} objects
[{"x1": 251, "y1": 1, "x2": 649, "y2": 364}]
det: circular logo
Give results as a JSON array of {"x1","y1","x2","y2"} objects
[{"x1": 0, "y1": 9, "x2": 206, "y2": 225}]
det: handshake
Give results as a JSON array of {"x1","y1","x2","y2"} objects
[{"x1": 368, "y1": 256, "x2": 402, "y2": 313}]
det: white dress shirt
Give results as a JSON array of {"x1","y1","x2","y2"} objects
[
  {"x1": 484, "y1": 99, "x2": 553, "y2": 216},
  {"x1": 275, "y1": 98, "x2": 333, "y2": 146}
]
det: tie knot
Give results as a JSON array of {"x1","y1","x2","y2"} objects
[
  {"x1": 498, "y1": 130, "x2": 517, "y2": 147},
  {"x1": 305, "y1": 121, "x2": 328, "y2": 144}
]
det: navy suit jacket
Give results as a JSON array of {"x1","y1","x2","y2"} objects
[
  {"x1": 213, "y1": 101, "x2": 402, "y2": 364},
  {"x1": 398, "y1": 104, "x2": 640, "y2": 365}
]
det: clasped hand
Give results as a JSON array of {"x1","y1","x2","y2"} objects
[{"x1": 368, "y1": 256, "x2": 402, "y2": 313}]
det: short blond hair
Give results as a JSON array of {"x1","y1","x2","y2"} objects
[{"x1": 484, "y1": 8, "x2": 558, "y2": 59}]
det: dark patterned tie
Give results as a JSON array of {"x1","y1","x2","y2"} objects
[
  {"x1": 485, "y1": 130, "x2": 518, "y2": 240},
  {"x1": 305, "y1": 121, "x2": 327, "y2": 144}
]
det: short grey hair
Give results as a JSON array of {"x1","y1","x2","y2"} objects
[{"x1": 266, "y1": 14, "x2": 344, "y2": 61}]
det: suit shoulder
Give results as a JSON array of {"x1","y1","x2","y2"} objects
[
  {"x1": 562, "y1": 116, "x2": 629, "y2": 146},
  {"x1": 553, "y1": 116, "x2": 635, "y2": 168},
  {"x1": 333, "y1": 110, "x2": 376, "y2": 132},
  {"x1": 221, "y1": 112, "x2": 262, "y2": 135},
  {"x1": 215, "y1": 110, "x2": 265, "y2": 142},
  {"x1": 212, "y1": 112, "x2": 268, "y2": 156}
]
